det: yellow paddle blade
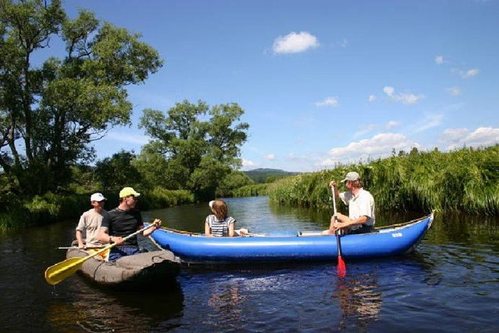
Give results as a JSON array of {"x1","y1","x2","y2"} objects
[{"x1": 44, "y1": 257, "x2": 86, "y2": 285}]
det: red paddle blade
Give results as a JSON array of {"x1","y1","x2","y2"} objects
[{"x1": 337, "y1": 255, "x2": 347, "y2": 278}]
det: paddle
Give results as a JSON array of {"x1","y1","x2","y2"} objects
[
  {"x1": 44, "y1": 223, "x2": 156, "y2": 285},
  {"x1": 57, "y1": 246, "x2": 104, "y2": 250},
  {"x1": 331, "y1": 185, "x2": 347, "y2": 278}
]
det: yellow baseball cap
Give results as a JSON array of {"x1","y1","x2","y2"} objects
[{"x1": 119, "y1": 187, "x2": 141, "y2": 198}]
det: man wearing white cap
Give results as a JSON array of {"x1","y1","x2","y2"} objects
[
  {"x1": 323, "y1": 171, "x2": 375, "y2": 235},
  {"x1": 76, "y1": 193, "x2": 108, "y2": 249}
]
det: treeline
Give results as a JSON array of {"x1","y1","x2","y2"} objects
[
  {"x1": 0, "y1": 1, "x2": 254, "y2": 229},
  {"x1": 268, "y1": 145, "x2": 498, "y2": 216},
  {"x1": 0, "y1": 145, "x2": 254, "y2": 229},
  {"x1": 231, "y1": 168, "x2": 298, "y2": 197},
  {"x1": 244, "y1": 168, "x2": 300, "y2": 183}
]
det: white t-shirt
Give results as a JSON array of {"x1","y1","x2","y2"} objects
[
  {"x1": 76, "y1": 208, "x2": 108, "y2": 246},
  {"x1": 339, "y1": 188, "x2": 375, "y2": 230}
]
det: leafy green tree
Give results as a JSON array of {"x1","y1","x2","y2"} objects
[
  {"x1": 0, "y1": 0, "x2": 162, "y2": 196},
  {"x1": 132, "y1": 142, "x2": 171, "y2": 189},
  {"x1": 68, "y1": 164, "x2": 100, "y2": 194},
  {"x1": 216, "y1": 171, "x2": 254, "y2": 197},
  {"x1": 139, "y1": 100, "x2": 249, "y2": 199},
  {"x1": 95, "y1": 150, "x2": 142, "y2": 192}
]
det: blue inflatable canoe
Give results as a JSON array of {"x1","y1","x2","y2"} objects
[{"x1": 151, "y1": 213, "x2": 433, "y2": 264}]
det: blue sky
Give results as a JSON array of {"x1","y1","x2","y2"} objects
[{"x1": 62, "y1": 0, "x2": 498, "y2": 172}]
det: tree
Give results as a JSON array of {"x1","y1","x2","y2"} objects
[
  {"x1": 216, "y1": 171, "x2": 254, "y2": 197},
  {"x1": 0, "y1": 0, "x2": 162, "y2": 196},
  {"x1": 95, "y1": 150, "x2": 142, "y2": 192},
  {"x1": 139, "y1": 100, "x2": 249, "y2": 199},
  {"x1": 132, "y1": 142, "x2": 171, "y2": 189}
]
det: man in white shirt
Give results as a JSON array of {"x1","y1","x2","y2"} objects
[
  {"x1": 76, "y1": 193, "x2": 108, "y2": 248},
  {"x1": 323, "y1": 171, "x2": 375, "y2": 235}
]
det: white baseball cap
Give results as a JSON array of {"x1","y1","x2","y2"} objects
[
  {"x1": 341, "y1": 171, "x2": 360, "y2": 182},
  {"x1": 90, "y1": 193, "x2": 106, "y2": 202}
]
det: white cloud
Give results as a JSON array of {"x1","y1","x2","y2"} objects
[
  {"x1": 453, "y1": 68, "x2": 480, "y2": 79},
  {"x1": 447, "y1": 87, "x2": 461, "y2": 96},
  {"x1": 386, "y1": 121, "x2": 399, "y2": 129},
  {"x1": 272, "y1": 31, "x2": 319, "y2": 54},
  {"x1": 383, "y1": 86, "x2": 394, "y2": 96},
  {"x1": 440, "y1": 128, "x2": 469, "y2": 143},
  {"x1": 242, "y1": 159, "x2": 256, "y2": 168},
  {"x1": 338, "y1": 38, "x2": 349, "y2": 48},
  {"x1": 441, "y1": 127, "x2": 499, "y2": 150},
  {"x1": 368, "y1": 95, "x2": 377, "y2": 102},
  {"x1": 462, "y1": 68, "x2": 479, "y2": 78},
  {"x1": 105, "y1": 131, "x2": 150, "y2": 145},
  {"x1": 413, "y1": 113, "x2": 444, "y2": 133},
  {"x1": 320, "y1": 133, "x2": 420, "y2": 166},
  {"x1": 383, "y1": 86, "x2": 423, "y2": 105},
  {"x1": 435, "y1": 55, "x2": 445, "y2": 65},
  {"x1": 398, "y1": 93, "x2": 422, "y2": 104},
  {"x1": 315, "y1": 96, "x2": 339, "y2": 107},
  {"x1": 353, "y1": 124, "x2": 376, "y2": 138},
  {"x1": 266, "y1": 154, "x2": 275, "y2": 160}
]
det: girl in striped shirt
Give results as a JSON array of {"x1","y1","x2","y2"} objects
[{"x1": 205, "y1": 200, "x2": 236, "y2": 237}]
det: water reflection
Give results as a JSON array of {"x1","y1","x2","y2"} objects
[
  {"x1": 46, "y1": 278, "x2": 184, "y2": 332},
  {"x1": 425, "y1": 213, "x2": 499, "y2": 245},
  {"x1": 207, "y1": 280, "x2": 245, "y2": 328},
  {"x1": 334, "y1": 273, "x2": 382, "y2": 330},
  {"x1": 337, "y1": 277, "x2": 382, "y2": 320}
]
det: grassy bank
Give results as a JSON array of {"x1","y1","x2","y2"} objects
[
  {"x1": 0, "y1": 187, "x2": 194, "y2": 231},
  {"x1": 232, "y1": 183, "x2": 269, "y2": 197},
  {"x1": 268, "y1": 145, "x2": 498, "y2": 216}
]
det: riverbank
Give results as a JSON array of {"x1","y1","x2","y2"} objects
[
  {"x1": 0, "y1": 188, "x2": 194, "y2": 230},
  {"x1": 2, "y1": 145, "x2": 497, "y2": 230},
  {"x1": 268, "y1": 145, "x2": 498, "y2": 216}
]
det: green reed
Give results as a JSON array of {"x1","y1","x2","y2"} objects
[
  {"x1": 268, "y1": 145, "x2": 498, "y2": 216},
  {"x1": 232, "y1": 183, "x2": 269, "y2": 197}
]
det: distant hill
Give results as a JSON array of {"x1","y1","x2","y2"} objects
[{"x1": 244, "y1": 168, "x2": 299, "y2": 183}]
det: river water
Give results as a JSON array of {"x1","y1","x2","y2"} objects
[{"x1": 1, "y1": 196, "x2": 498, "y2": 332}]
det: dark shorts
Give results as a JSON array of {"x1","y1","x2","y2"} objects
[
  {"x1": 109, "y1": 245, "x2": 139, "y2": 261},
  {"x1": 348, "y1": 224, "x2": 374, "y2": 235}
]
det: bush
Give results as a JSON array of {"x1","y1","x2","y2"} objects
[
  {"x1": 232, "y1": 183, "x2": 269, "y2": 197},
  {"x1": 144, "y1": 187, "x2": 194, "y2": 209}
]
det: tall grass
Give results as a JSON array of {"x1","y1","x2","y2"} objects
[
  {"x1": 143, "y1": 187, "x2": 194, "y2": 209},
  {"x1": 268, "y1": 145, "x2": 498, "y2": 216},
  {"x1": 232, "y1": 184, "x2": 269, "y2": 197}
]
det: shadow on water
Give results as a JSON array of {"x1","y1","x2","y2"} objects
[{"x1": 46, "y1": 277, "x2": 184, "y2": 333}]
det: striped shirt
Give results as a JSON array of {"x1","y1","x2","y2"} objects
[{"x1": 206, "y1": 215, "x2": 236, "y2": 237}]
